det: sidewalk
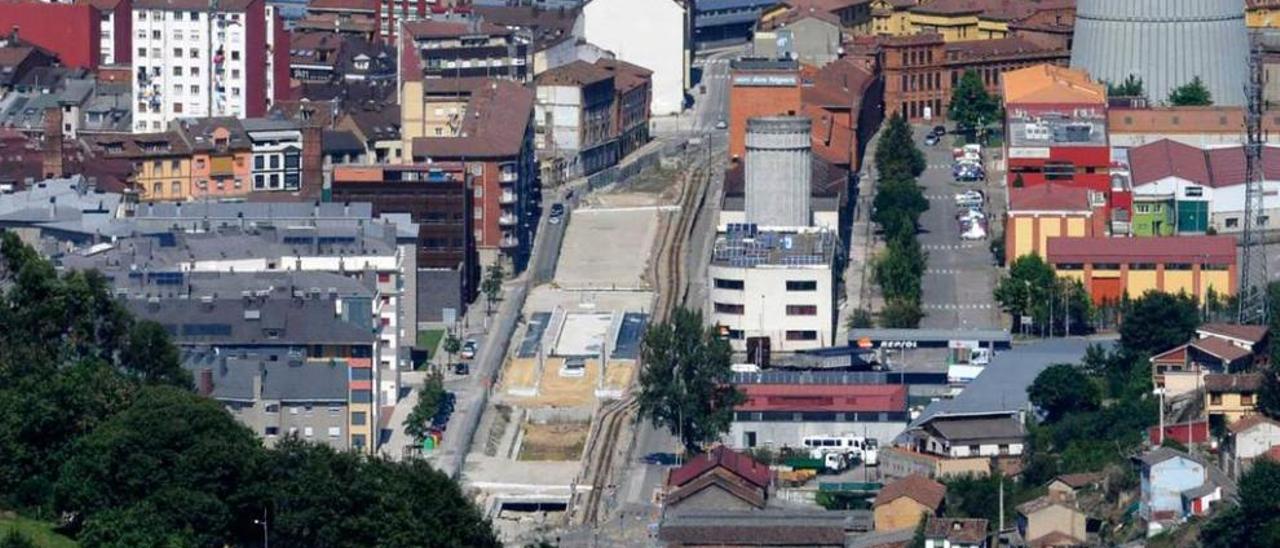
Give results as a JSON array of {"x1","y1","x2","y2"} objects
[{"x1": 837, "y1": 131, "x2": 884, "y2": 343}]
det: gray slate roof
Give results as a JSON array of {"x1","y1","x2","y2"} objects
[
  {"x1": 924, "y1": 415, "x2": 1026, "y2": 444},
  {"x1": 184, "y1": 350, "x2": 349, "y2": 402}
]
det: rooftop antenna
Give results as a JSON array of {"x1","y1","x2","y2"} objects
[{"x1": 1240, "y1": 42, "x2": 1269, "y2": 325}]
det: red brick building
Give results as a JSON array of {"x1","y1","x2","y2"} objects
[{"x1": 878, "y1": 33, "x2": 1068, "y2": 122}]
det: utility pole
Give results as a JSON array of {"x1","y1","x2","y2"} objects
[{"x1": 1240, "y1": 43, "x2": 1270, "y2": 324}]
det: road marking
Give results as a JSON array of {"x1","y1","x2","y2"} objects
[
  {"x1": 923, "y1": 244, "x2": 979, "y2": 251},
  {"x1": 576, "y1": 206, "x2": 681, "y2": 213},
  {"x1": 923, "y1": 303, "x2": 994, "y2": 310},
  {"x1": 925, "y1": 269, "x2": 960, "y2": 275}
]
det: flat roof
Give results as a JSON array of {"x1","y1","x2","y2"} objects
[
  {"x1": 1007, "y1": 110, "x2": 1108, "y2": 149},
  {"x1": 711, "y1": 228, "x2": 836, "y2": 268},
  {"x1": 848, "y1": 328, "x2": 1011, "y2": 345}
]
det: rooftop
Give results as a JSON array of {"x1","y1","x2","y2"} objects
[
  {"x1": 412, "y1": 79, "x2": 533, "y2": 159},
  {"x1": 1045, "y1": 235, "x2": 1237, "y2": 265},
  {"x1": 923, "y1": 414, "x2": 1026, "y2": 444},
  {"x1": 1109, "y1": 106, "x2": 1280, "y2": 135},
  {"x1": 1205, "y1": 373, "x2": 1264, "y2": 393},
  {"x1": 736, "y1": 383, "x2": 908, "y2": 413},
  {"x1": 534, "y1": 60, "x2": 613, "y2": 87},
  {"x1": 473, "y1": 4, "x2": 580, "y2": 50},
  {"x1": 924, "y1": 517, "x2": 988, "y2": 544},
  {"x1": 710, "y1": 227, "x2": 837, "y2": 268},
  {"x1": 1199, "y1": 323, "x2": 1269, "y2": 345},
  {"x1": 668, "y1": 446, "x2": 771, "y2": 491},
  {"x1": 184, "y1": 349, "x2": 350, "y2": 402},
  {"x1": 1227, "y1": 413, "x2": 1280, "y2": 434},
  {"x1": 1003, "y1": 63, "x2": 1105, "y2": 106},
  {"x1": 1127, "y1": 139, "x2": 1280, "y2": 188},
  {"x1": 127, "y1": 294, "x2": 376, "y2": 347},
  {"x1": 873, "y1": 474, "x2": 945, "y2": 510},
  {"x1": 659, "y1": 509, "x2": 870, "y2": 546},
  {"x1": 1008, "y1": 183, "x2": 1095, "y2": 212}
]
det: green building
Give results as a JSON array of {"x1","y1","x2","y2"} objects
[{"x1": 1132, "y1": 198, "x2": 1209, "y2": 236}]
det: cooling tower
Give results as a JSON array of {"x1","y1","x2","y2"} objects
[
  {"x1": 1070, "y1": 0, "x2": 1249, "y2": 106},
  {"x1": 745, "y1": 116, "x2": 812, "y2": 228}
]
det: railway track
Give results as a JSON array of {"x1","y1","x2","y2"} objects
[{"x1": 570, "y1": 150, "x2": 712, "y2": 527}]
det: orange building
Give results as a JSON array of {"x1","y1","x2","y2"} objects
[
  {"x1": 728, "y1": 58, "x2": 803, "y2": 160},
  {"x1": 185, "y1": 121, "x2": 253, "y2": 199},
  {"x1": 1005, "y1": 183, "x2": 1105, "y2": 263}
]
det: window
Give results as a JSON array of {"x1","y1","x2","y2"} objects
[
  {"x1": 173, "y1": 102, "x2": 183, "y2": 113},
  {"x1": 173, "y1": 48, "x2": 183, "y2": 58},
  {"x1": 254, "y1": 155, "x2": 264, "y2": 169},
  {"x1": 173, "y1": 66, "x2": 182, "y2": 76},
  {"x1": 1211, "y1": 393, "x2": 1223, "y2": 406},
  {"x1": 231, "y1": 87, "x2": 240, "y2": 97},
  {"x1": 1227, "y1": 217, "x2": 1240, "y2": 228},
  {"x1": 1131, "y1": 263, "x2": 1157, "y2": 271},
  {"x1": 352, "y1": 434, "x2": 366, "y2": 448},
  {"x1": 137, "y1": 47, "x2": 146, "y2": 58},
  {"x1": 1185, "y1": 186, "x2": 1204, "y2": 197},
  {"x1": 303, "y1": 426, "x2": 314, "y2": 437},
  {"x1": 231, "y1": 69, "x2": 241, "y2": 79},
  {"x1": 190, "y1": 48, "x2": 199, "y2": 58},
  {"x1": 191, "y1": 66, "x2": 199, "y2": 76},
  {"x1": 254, "y1": 174, "x2": 265, "y2": 189},
  {"x1": 713, "y1": 302, "x2": 745, "y2": 314},
  {"x1": 328, "y1": 426, "x2": 341, "y2": 438},
  {"x1": 714, "y1": 278, "x2": 744, "y2": 290},
  {"x1": 785, "y1": 330, "x2": 818, "y2": 341},
  {"x1": 265, "y1": 426, "x2": 279, "y2": 436},
  {"x1": 269, "y1": 155, "x2": 279, "y2": 169},
  {"x1": 190, "y1": 85, "x2": 199, "y2": 94},
  {"x1": 1243, "y1": 392, "x2": 1255, "y2": 405},
  {"x1": 171, "y1": 181, "x2": 181, "y2": 195},
  {"x1": 231, "y1": 50, "x2": 240, "y2": 61},
  {"x1": 1260, "y1": 215, "x2": 1271, "y2": 226},
  {"x1": 351, "y1": 411, "x2": 367, "y2": 425},
  {"x1": 786, "y1": 305, "x2": 818, "y2": 316},
  {"x1": 786, "y1": 280, "x2": 817, "y2": 291},
  {"x1": 265, "y1": 404, "x2": 279, "y2": 413},
  {"x1": 1135, "y1": 204, "x2": 1150, "y2": 214},
  {"x1": 968, "y1": 444, "x2": 980, "y2": 454},
  {"x1": 152, "y1": 30, "x2": 161, "y2": 39}
]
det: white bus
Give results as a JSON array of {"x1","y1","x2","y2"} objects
[{"x1": 801, "y1": 435, "x2": 879, "y2": 467}]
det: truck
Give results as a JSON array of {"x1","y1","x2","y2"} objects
[{"x1": 801, "y1": 435, "x2": 880, "y2": 469}]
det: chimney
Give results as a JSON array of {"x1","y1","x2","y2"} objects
[
  {"x1": 301, "y1": 124, "x2": 322, "y2": 198},
  {"x1": 42, "y1": 106, "x2": 64, "y2": 178},
  {"x1": 198, "y1": 368, "x2": 215, "y2": 396},
  {"x1": 9, "y1": 25, "x2": 17, "y2": 44}
]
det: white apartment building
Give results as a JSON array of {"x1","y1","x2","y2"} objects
[{"x1": 132, "y1": 0, "x2": 284, "y2": 132}]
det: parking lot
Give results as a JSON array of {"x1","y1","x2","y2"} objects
[{"x1": 914, "y1": 125, "x2": 1004, "y2": 330}]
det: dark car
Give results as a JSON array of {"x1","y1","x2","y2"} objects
[
  {"x1": 642, "y1": 452, "x2": 680, "y2": 466},
  {"x1": 924, "y1": 133, "x2": 940, "y2": 146},
  {"x1": 932, "y1": 125, "x2": 947, "y2": 136},
  {"x1": 549, "y1": 203, "x2": 565, "y2": 217}
]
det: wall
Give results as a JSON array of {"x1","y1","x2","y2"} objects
[
  {"x1": 137, "y1": 156, "x2": 194, "y2": 201},
  {"x1": 708, "y1": 261, "x2": 836, "y2": 352},
  {"x1": 874, "y1": 497, "x2": 931, "y2": 532},
  {"x1": 1144, "y1": 457, "x2": 1206, "y2": 518},
  {"x1": 583, "y1": 0, "x2": 687, "y2": 115},
  {"x1": 727, "y1": 78, "x2": 801, "y2": 159},
  {"x1": 1007, "y1": 214, "x2": 1091, "y2": 263},
  {"x1": 727, "y1": 420, "x2": 907, "y2": 451},
  {"x1": 1206, "y1": 391, "x2": 1257, "y2": 424},
  {"x1": 0, "y1": 2, "x2": 100, "y2": 69},
  {"x1": 1023, "y1": 505, "x2": 1086, "y2": 546}
]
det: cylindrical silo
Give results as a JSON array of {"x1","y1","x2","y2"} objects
[
  {"x1": 1071, "y1": 0, "x2": 1248, "y2": 106},
  {"x1": 745, "y1": 116, "x2": 811, "y2": 228}
]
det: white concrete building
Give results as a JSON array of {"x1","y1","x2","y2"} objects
[
  {"x1": 581, "y1": 0, "x2": 688, "y2": 115},
  {"x1": 131, "y1": 0, "x2": 285, "y2": 132},
  {"x1": 242, "y1": 118, "x2": 303, "y2": 191},
  {"x1": 1125, "y1": 139, "x2": 1280, "y2": 233},
  {"x1": 708, "y1": 228, "x2": 837, "y2": 352}
]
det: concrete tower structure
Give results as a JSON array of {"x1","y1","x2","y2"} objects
[
  {"x1": 1071, "y1": 0, "x2": 1249, "y2": 106},
  {"x1": 745, "y1": 116, "x2": 811, "y2": 228}
]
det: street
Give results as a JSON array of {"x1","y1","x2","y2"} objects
[{"x1": 913, "y1": 126, "x2": 1004, "y2": 330}]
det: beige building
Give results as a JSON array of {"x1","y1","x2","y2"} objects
[
  {"x1": 1016, "y1": 496, "x2": 1087, "y2": 547},
  {"x1": 872, "y1": 474, "x2": 945, "y2": 532}
]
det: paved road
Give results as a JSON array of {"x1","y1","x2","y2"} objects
[{"x1": 914, "y1": 126, "x2": 1004, "y2": 330}]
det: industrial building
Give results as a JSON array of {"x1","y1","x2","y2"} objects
[
  {"x1": 726, "y1": 378, "x2": 910, "y2": 450},
  {"x1": 709, "y1": 116, "x2": 840, "y2": 353},
  {"x1": 1070, "y1": 0, "x2": 1249, "y2": 106},
  {"x1": 1046, "y1": 236, "x2": 1237, "y2": 304},
  {"x1": 1124, "y1": 139, "x2": 1280, "y2": 235}
]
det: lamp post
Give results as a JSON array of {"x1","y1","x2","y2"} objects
[{"x1": 254, "y1": 508, "x2": 269, "y2": 548}]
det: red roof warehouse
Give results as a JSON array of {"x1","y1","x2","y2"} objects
[
  {"x1": 1045, "y1": 235, "x2": 1237, "y2": 304},
  {"x1": 737, "y1": 383, "x2": 908, "y2": 413}
]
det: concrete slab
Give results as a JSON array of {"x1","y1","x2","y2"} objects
[
  {"x1": 554, "y1": 207, "x2": 658, "y2": 290},
  {"x1": 554, "y1": 312, "x2": 614, "y2": 356}
]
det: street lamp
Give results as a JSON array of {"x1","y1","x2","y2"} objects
[{"x1": 254, "y1": 509, "x2": 269, "y2": 548}]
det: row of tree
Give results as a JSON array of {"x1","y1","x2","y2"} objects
[
  {"x1": 870, "y1": 113, "x2": 929, "y2": 327},
  {"x1": 1107, "y1": 74, "x2": 1214, "y2": 107},
  {"x1": 0, "y1": 233, "x2": 499, "y2": 547}
]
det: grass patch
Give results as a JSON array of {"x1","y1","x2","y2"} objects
[
  {"x1": 0, "y1": 514, "x2": 78, "y2": 548},
  {"x1": 517, "y1": 421, "x2": 589, "y2": 461},
  {"x1": 416, "y1": 329, "x2": 445, "y2": 358}
]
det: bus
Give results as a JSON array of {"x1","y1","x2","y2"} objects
[{"x1": 801, "y1": 435, "x2": 879, "y2": 467}]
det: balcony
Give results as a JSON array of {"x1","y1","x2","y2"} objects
[
  {"x1": 498, "y1": 212, "x2": 518, "y2": 226},
  {"x1": 500, "y1": 233, "x2": 519, "y2": 248},
  {"x1": 499, "y1": 191, "x2": 517, "y2": 205},
  {"x1": 499, "y1": 171, "x2": 518, "y2": 184}
]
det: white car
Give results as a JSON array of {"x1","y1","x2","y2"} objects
[
  {"x1": 954, "y1": 191, "x2": 984, "y2": 208},
  {"x1": 961, "y1": 224, "x2": 987, "y2": 240}
]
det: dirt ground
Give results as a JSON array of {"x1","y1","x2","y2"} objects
[
  {"x1": 501, "y1": 357, "x2": 635, "y2": 407},
  {"x1": 518, "y1": 421, "x2": 590, "y2": 461}
]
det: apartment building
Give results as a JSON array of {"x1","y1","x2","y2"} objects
[
  {"x1": 399, "y1": 19, "x2": 530, "y2": 83},
  {"x1": 534, "y1": 60, "x2": 617, "y2": 179},
  {"x1": 130, "y1": 0, "x2": 289, "y2": 132},
  {"x1": 406, "y1": 79, "x2": 537, "y2": 272}
]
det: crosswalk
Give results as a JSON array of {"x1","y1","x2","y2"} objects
[
  {"x1": 923, "y1": 303, "x2": 995, "y2": 310},
  {"x1": 925, "y1": 194, "x2": 951, "y2": 201},
  {"x1": 923, "y1": 243, "x2": 978, "y2": 251},
  {"x1": 924, "y1": 269, "x2": 963, "y2": 275}
]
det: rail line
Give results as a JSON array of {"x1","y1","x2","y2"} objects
[{"x1": 570, "y1": 147, "x2": 712, "y2": 527}]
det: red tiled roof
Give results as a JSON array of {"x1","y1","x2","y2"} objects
[
  {"x1": 873, "y1": 474, "x2": 945, "y2": 510},
  {"x1": 944, "y1": 36, "x2": 1061, "y2": 62},
  {"x1": 1199, "y1": 323, "x2": 1269, "y2": 345},
  {"x1": 1008, "y1": 183, "x2": 1092, "y2": 212},
  {"x1": 1045, "y1": 236, "x2": 1236, "y2": 265},
  {"x1": 1149, "y1": 344, "x2": 1189, "y2": 364},
  {"x1": 1228, "y1": 413, "x2": 1280, "y2": 434},
  {"x1": 534, "y1": 60, "x2": 612, "y2": 87},
  {"x1": 1263, "y1": 444, "x2": 1280, "y2": 461},
  {"x1": 736, "y1": 383, "x2": 907, "y2": 413},
  {"x1": 1204, "y1": 372, "x2": 1264, "y2": 393},
  {"x1": 1193, "y1": 337, "x2": 1254, "y2": 363},
  {"x1": 1128, "y1": 139, "x2": 1280, "y2": 188},
  {"x1": 668, "y1": 446, "x2": 771, "y2": 491},
  {"x1": 1053, "y1": 472, "x2": 1103, "y2": 489},
  {"x1": 665, "y1": 467, "x2": 767, "y2": 509},
  {"x1": 412, "y1": 79, "x2": 533, "y2": 159},
  {"x1": 595, "y1": 58, "x2": 651, "y2": 93}
]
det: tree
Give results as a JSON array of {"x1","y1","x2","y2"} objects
[
  {"x1": 879, "y1": 298, "x2": 924, "y2": 328},
  {"x1": 120, "y1": 320, "x2": 192, "y2": 389},
  {"x1": 994, "y1": 254, "x2": 1056, "y2": 326},
  {"x1": 1107, "y1": 74, "x2": 1145, "y2": 98},
  {"x1": 1202, "y1": 459, "x2": 1280, "y2": 547},
  {"x1": 948, "y1": 69, "x2": 1000, "y2": 134},
  {"x1": 1259, "y1": 365, "x2": 1280, "y2": 420},
  {"x1": 1119, "y1": 291, "x2": 1200, "y2": 355},
  {"x1": 909, "y1": 514, "x2": 928, "y2": 548},
  {"x1": 637, "y1": 307, "x2": 743, "y2": 454},
  {"x1": 874, "y1": 242, "x2": 925, "y2": 302},
  {"x1": 1168, "y1": 76, "x2": 1213, "y2": 106},
  {"x1": 847, "y1": 308, "x2": 874, "y2": 329},
  {"x1": 1028, "y1": 364, "x2": 1100, "y2": 422},
  {"x1": 1011, "y1": 173, "x2": 1025, "y2": 188},
  {"x1": 443, "y1": 330, "x2": 462, "y2": 367},
  {"x1": 0, "y1": 531, "x2": 34, "y2": 548},
  {"x1": 875, "y1": 113, "x2": 925, "y2": 178},
  {"x1": 404, "y1": 370, "x2": 446, "y2": 442},
  {"x1": 54, "y1": 386, "x2": 263, "y2": 539},
  {"x1": 482, "y1": 262, "x2": 505, "y2": 315}
]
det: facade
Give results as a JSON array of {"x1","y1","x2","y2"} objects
[
  {"x1": 693, "y1": 0, "x2": 776, "y2": 47},
  {"x1": 330, "y1": 162, "x2": 478, "y2": 322},
  {"x1": 1205, "y1": 373, "x2": 1263, "y2": 425},
  {"x1": 534, "y1": 60, "x2": 617, "y2": 179},
  {"x1": 407, "y1": 79, "x2": 537, "y2": 272},
  {"x1": 753, "y1": 12, "x2": 842, "y2": 68},
  {"x1": 1002, "y1": 64, "x2": 1112, "y2": 205},
  {"x1": 581, "y1": 0, "x2": 688, "y2": 115},
  {"x1": 1004, "y1": 183, "x2": 1106, "y2": 263},
  {"x1": 728, "y1": 58, "x2": 802, "y2": 160},
  {"x1": 471, "y1": 4, "x2": 589, "y2": 76},
  {"x1": 178, "y1": 117, "x2": 252, "y2": 199},
  {"x1": 1046, "y1": 236, "x2": 1237, "y2": 305},
  {"x1": 398, "y1": 19, "x2": 529, "y2": 83},
  {"x1": 1151, "y1": 336, "x2": 1255, "y2": 397},
  {"x1": 597, "y1": 58, "x2": 653, "y2": 159},
  {"x1": 242, "y1": 118, "x2": 305, "y2": 193},
  {"x1": 1228, "y1": 414, "x2": 1280, "y2": 478},
  {"x1": 872, "y1": 474, "x2": 945, "y2": 532},
  {"x1": 880, "y1": 33, "x2": 1069, "y2": 122},
  {"x1": 708, "y1": 228, "x2": 838, "y2": 351},
  {"x1": 0, "y1": 1, "x2": 101, "y2": 69},
  {"x1": 95, "y1": 0, "x2": 134, "y2": 66},
  {"x1": 1015, "y1": 496, "x2": 1087, "y2": 548},
  {"x1": 130, "y1": 0, "x2": 290, "y2": 132},
  {"x1": 1125, "y1": 139, "x2": 1280, "y2": 235},
  {"x1": 923, "y1": 517, "x2": 988, "y2": 548},
  {"x1": 905, "y1": 413, "x2": 1026, "y2": 460},
  {"x1": 1108, "y1": 106, "x2": 1280, "y2": 149},
  {"x1": 727, "y1": 382, "x2": 909, "y2": 449},
  {"x1": 81, "y1": 130, "x2": 193, "y2": 200},
  {"x1": 1070, "y1": 0, "x2": 1249, "y2": 106},
  {"x1": 1136, "y1": 447, "x2": 1234, "y2": 529},
  {"x1": 665, "y1": 446, "x2": 771, "y2": 514}
]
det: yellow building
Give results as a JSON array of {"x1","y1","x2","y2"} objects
[
  {"x1": 81, "y1": 131, "x2": 194, "y2": 201},
  {"x1": 871, "y1": 0, "x2": 1045, "y2": 41},
  {"x1": 1206, "y1": 373, "x2": 1263, "y2": 425},
  {"x1": 761, "y1": 0, "x2": 874, "y2": 35},
  {"x1": 872, "y1": 474, "x2": 945, "y2": 532},
  {"x1": 907, "y1": 2, "x2": 983, "y2": 41},
  {"x1": 1005, "y1": 184, "x2": 1103, "y2": 264},
  {"x1": 1046, "y1": 236, "x2": 1236, "y2": 306},
  {"x1": 400, "y1": 79, "x2": 473, "y2": 153},
  {"x1": 871, "y1": 0, "x2": 917, "y2": 36},
  {"x1": 1247, "y1": 0, "x2": 1280, "y2": 29}
]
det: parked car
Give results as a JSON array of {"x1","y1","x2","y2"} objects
[
  {"x1": 453, "y1": 362, "x2": 470, "y2": 375},
  {"x1": 954, "y1": 190, "x2": 984, "y2": 208},
  {"x1": 715, "y1": 118, "x2": 728, "y2": 130},
  {"x1": 924, "y1": 133, "x2": 940, "y2": 146},
  {"x1": 460, "y1": 339, "x2": 478, "y2": 360},
  {"x1": 932, "y1": 125, "x2": 947, "y2": 136},
  {"x1": 642, "y1": 452, "x2": 681, "y2": 466},
  {"x1": 548, "y1": 203, "x2": 565, "y2": 224}
]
